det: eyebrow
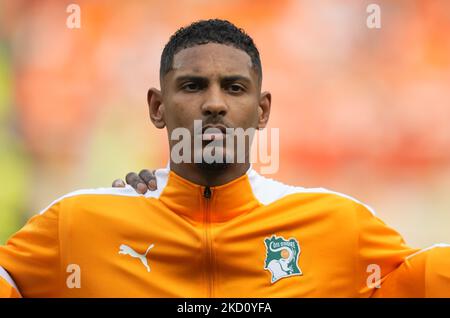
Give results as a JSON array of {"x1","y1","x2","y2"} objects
[
  {"x1": 174, "y1": 75, "x2": 207, "y2": 84},
  {"x1": 221, "y1": 75, "x2": 252, "y2": 85},
  {"x1": 174, "y1": 75, "x2": 252, "y2": 84}
]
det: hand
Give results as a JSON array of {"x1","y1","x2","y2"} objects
[{"x1": 112, "y1": 169, "x2": 157, "y2": 194}]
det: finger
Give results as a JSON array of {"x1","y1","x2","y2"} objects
[
  {"x1": 112, "y1": 179, "x2": 126, "y2": 187},
  {"x1": 148, "y1": 170, "x2": 157, "y2": 190},
  {"x1": 138, "y1": 169, "x2": 157, "y2": 191},
  {"x1": 125, "y1": 172, "x2": 147, "y2": 194},
  {"x1": 148, "y1": 178, "x2": 157, "y2": 191}
]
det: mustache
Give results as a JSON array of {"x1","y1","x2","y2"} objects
[{"x1": 201, "y1": 118, "x2": 231, "y2": 128}]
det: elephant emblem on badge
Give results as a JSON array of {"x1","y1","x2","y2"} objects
[{"x1": 264, "y1": 235, "x2": 302, "y2": 283}]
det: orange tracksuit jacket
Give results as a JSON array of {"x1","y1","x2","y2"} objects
[{"x1": 0, "y1": 167, "x2": 449, "y2": 297}]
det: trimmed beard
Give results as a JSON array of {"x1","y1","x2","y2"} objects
[{"x1": 195, "y1": 161, "x2": 230, "y2": 171}]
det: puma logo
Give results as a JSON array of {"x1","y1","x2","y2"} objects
[{"x1": 119, "y1": 244, "x2": 154, "y2": 272}]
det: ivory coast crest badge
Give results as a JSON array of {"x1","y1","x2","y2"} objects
[{"x1": 264, "y1": 235, "x2": 302, "y2": 283}]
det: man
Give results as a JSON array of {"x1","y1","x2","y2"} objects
[{"x1": 0, "y1": 19, "x2": 449, "y2": 298}]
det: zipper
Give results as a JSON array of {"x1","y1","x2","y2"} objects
[
  {"x1": 203, "y1": 186, "x2": 214, "y2": 297},
  {"x1": 204, "y1": 186, "x2": 212, "y2": 199}
]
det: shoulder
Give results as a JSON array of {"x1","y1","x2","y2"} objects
[
  {"x1": 38, "y1": 186, "x2": 144, "y2": 216},
  {"x1": 247, "y1": 169, "x2": 376, "y2": 217},
  {"x1": 36, "y1": 167, "x2": 171, "y2": 217}
]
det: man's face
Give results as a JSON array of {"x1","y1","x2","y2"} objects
[{"x1": 159, "y1": 43, "x2": 265, "y2": 164}]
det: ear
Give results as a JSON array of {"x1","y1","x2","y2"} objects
[
  {"x1": 147, "y1": 88, "x2": 166, "y2": 129},
  {"x1": 257, "y1": 91, "x2": 271, "y2": 130}
]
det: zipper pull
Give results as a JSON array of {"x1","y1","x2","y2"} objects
[{"x1": 203, "y1": 186, "x2": 211, "y2": 199}]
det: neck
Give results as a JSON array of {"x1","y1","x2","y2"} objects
[{"x1": 170, "y1": 161, "x2": 250, "y2": 187}]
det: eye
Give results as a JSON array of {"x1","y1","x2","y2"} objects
[
  {"x1": 182, "y1": 82, "x2": 201, "y2": 92},
  {"x1": 227, "y1": 84, "x2": 245, "y2": 94}
]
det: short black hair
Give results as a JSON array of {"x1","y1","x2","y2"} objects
[{"x1": 160, "y1": 19, "x2": 262, "y2": 84}]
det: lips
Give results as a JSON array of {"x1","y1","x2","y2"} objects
[{"x1": 201, "y1": 124, "x2": 228, "y2": 141}]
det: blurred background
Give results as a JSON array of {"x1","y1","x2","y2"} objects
[{"x1": 0, "y1": 0, "x2": 449, "y2": 247}]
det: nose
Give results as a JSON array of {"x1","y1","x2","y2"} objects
[{"x1": 201, "y1": 87, "x2": 228, "y2": 117}]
